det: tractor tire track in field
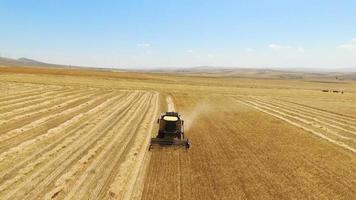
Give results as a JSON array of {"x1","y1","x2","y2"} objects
[
  {"x1": 142, "y1": 95, "x2": 190, "y2": 200},
  {"x1": 0, "y1": 83, "x2": 159, "y2": 200},
  {"x1": 236, "y1": 96, "x2": 356, "y2": 154}
]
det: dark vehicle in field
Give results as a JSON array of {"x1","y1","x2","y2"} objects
[{"x1": 149, "y1": 112, "x2": 190, "y2": 150}]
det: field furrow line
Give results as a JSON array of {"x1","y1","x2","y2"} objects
[
  {"x1": 266, "y1": 98, "x2": 356, "y2": 127},
  {"x1": 0, "y1": 91, "x2": 99, "y2": 140},
  {"x1": 0, "y1": 92, "x2": 125, "y2": 167},
  {"x1": 91, "y1": 93, "x2": 158, "y2": 200},
  {"x1": 0, "y1": 89, "x2": 89, "y2": 121},
  {"x1": 0, "y1": 90, "x2": 38, "y2": 97},
  {"x1": 110, "y1": 92, "x2": 159, "y2": 200},
  {"x1": 251, "y1": 97, "x2": 356, "y2": 132},
  {"x1": 237, "y1": 98, "x2": 356, "y2": 154},
  {"x1": 0, "y1": 88, "x2": 43, "y2": 99},
  {"x1": 0, "y1": 87, "x2": 51, "y2": 102},
  {"x1": 0, "y1": 92, "x2": 129, "y2": 188},
  {"x1": 249, "y1": 98, "x2": 356, "y2": 139},
  {"x1": 0, "y1": 91, "x2": 108, "y2": 151},
  {"x1": 20, "y1": 92, "x2": 143, "y2": 200},
  {"x1": 241, "y1": 99, "x2": 356, "y2": 146},
  {"x1": 0, "y1": 85, "x2": 63, "y2": 102},
  {"x1": 61, "y1": 93, "x2": 152, "y2": 200},
  {"x1": 0, "y1": 89, "x2": 68, "y2": 113},
  {"x1": 277, "y1": 99, "x2": 356, "y2": 124},
  {"x1": 24, "y1": 92, "x2": 146, "y2": 200},
  {"x1": 0, "y1": 92, "x2": 141, "y2": 199},
  {"x1": 0, "y1": 86, "x2": 67, "y2": 108}
]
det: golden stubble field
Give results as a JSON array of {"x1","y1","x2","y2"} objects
[{"x1": 0, "y1": 66, "x2": 356, "y2": 200}]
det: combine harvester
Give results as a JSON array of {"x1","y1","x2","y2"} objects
[{"x1": 149, "y1": 112, "x2": 190, "y2": 150}]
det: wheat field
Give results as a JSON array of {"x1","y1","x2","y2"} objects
[{"x1": 0, "y1": 66, "x2": 356, "y2": 199}]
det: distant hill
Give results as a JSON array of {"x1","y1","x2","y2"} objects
[
  {"x1": 0, "y1": 56, "x2": 123, "y2": 72},
  {"x1": 148, "y1": 66, "x2": 356, "y2": 80},
  {"x1": 1, "y1": 56, "x2": 356, "y2": 80},
  {"x1": 0, "y1": 56, "x2": 70, "y2": 68}
]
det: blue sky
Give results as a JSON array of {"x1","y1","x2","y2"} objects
[{"x1": 0, "y1": 0, "x2": 355, "y2": 69}]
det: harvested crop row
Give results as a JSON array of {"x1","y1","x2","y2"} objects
[
  {"x1": 17, "y1": 92, "x2": 146, "y2": 200},
  {"x1": 0, "y1": 84, "x2": 44, "y2": 95},
  {"x1": 0, "y1": 88, "x2": 92, "y2": 121},
  {"x1": 278, "y1": 98, "x2": 356, "y2": 123},
  {"x1": 0, "y1": 91, "x2": 109, "y2": 151},
  {"x1": 0, "y1": 92, "x2": 130, "y2": 189},
  {"x1": 237, "y1": 97, "x2": 356, "y2": 153},
  {"x1": 0, "y1": 87, "x2": 68, "y2": 109},
  {"x1": 0, "y1": 84, "x2": 159, "y2": 200},
  {"x1": 0, "y1": 92, "x2": 126, "y2": 170},
  {"x1": 0, "y1": 85, "x2": 61, "y2": 103},
  {"x1": 249, "y1": 97, "x2": 356, "y2": 137}
]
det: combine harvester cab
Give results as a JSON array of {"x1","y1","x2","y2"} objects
[{"x1": 149, "y1": 112, "x2": 190, "y2": 150}]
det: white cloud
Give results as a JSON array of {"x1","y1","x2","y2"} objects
[
  {"x1": 207, "y1": 54, "x2": 215, "y2": 57},
  {"x1": 245, "y1": 48, "x2": 255, "y2": 52},
  {"x1": 339, "y1": 38, "x2": 356, "y2": 49},
  {"x1": 297, "y1": 47, "x2": 305, "y2": 53},
  {"x1": 339, "y1": 44, "x2": 354, "y2": 49},
  {"x1": 269, "y1": 44, "x2": 305, "y2": 52},
  {"x1": 269, "y1": 44, "x2": 291, "y2": 49},
  {"x1": 185, "y1": 49, "x2": 194, "y2": 53},
  {"x1": 137, "y1": 43, "x2": 151, "y2": 47}
]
